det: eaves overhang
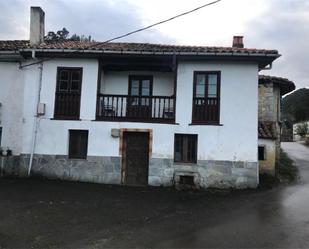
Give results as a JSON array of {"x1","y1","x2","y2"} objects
[
  {"x1": 0, "y1": 51, "x2": 25, "y2": 62},
  {"x1": 18, "y1": 48, "x2": 281, "y2": 70}
]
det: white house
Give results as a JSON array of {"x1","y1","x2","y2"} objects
[{"x1": 0, "y1": 7, "x2": 280, "y2": 188}]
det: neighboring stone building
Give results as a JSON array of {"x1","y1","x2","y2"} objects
[{"x1": 258, "y1": 75, "x2": 295, "y2": 175}]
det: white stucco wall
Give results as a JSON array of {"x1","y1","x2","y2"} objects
[
  {"x1": 21, "y1": 58, "x2": 99, "y2": 154},
  {"x1": 27, "y1": 60, "x2": 258, "y2": 163},
  {"x1": 175, "y1": 61, "x2": 259, "y2": 161},
  {"x1": 0, "y1": 62, "x2": 24, "y2": 154},
  {"x1": 1, "y1": 58, "x2": 259, "y2": 163},
  {"x1": 101, "y1": 71, "x2": 174, "y2": 96}
]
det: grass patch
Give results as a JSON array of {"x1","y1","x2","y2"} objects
[
  {"x1": 259, "y1": 174, "x2": 280, "y2": 189},
  {"x1": 259, "y1": 149, "x2": 298, "y2": 189},
  {"x1": 278, "y1": 149, "x2": 298, "y2": 183}
]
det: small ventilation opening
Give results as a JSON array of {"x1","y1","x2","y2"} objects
[
  {"x1": 179, "y1": 175, "x2": 195, "y2": 186},
  {"x1": 258, "y1": 146, "x2": 266, "y2": 160}
]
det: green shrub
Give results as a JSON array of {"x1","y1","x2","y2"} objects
[
  {"x1": 295, "y1": 122, "x2": 308, "y2": 138},
  {"x1": 278, "y1": 150, "x2": 298, "y2": 182}
]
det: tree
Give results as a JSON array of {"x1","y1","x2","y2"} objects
[
  {"x1": 45, "y1": 27, "x2": 69, "y2": 41},
  {"x1": 45, "y1": 28, "x2": 92, "y2": 42},
  {"x1": 295, "y1": 122, "x2": 308, "y2": 138},
  {"x1": 282, "y1": 88, "x2": 309, "y2": 123},
  {"x1": 69, "y1": 34, "x2": 92, "y2": 42}
]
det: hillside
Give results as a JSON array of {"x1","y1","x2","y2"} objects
[{"x1": 282, "y1": 88, "x2": 309, "y2": 123}]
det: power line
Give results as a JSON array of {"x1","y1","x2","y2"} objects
[
  {"x1": 20, "y1": 0, "x2": 222, "y2": 68},
  {"x1": 87, "y1": 0, "x2": 222, "y2": 48}
]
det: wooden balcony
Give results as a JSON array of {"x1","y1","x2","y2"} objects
[
  {"x1": 96, "y1": 94, "x2": 175, "y2": 123},
  {"x1": 192, "y1": 97, "x2": 219, "y2": 124}
]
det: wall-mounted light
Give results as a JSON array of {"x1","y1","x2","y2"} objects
[{"x1": 111, "y1": 129, "x2": 120, "y2": 138}]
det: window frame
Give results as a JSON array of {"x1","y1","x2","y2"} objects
[
  {"x1": 174, "y1": 134, "x2": 198, "y2": 164},
  {"x1": 68, "y1": 129, "x2": 89, "y2": 159},
  {"x1": 192, "y1": 71, "x2": 221, "y2": 125},
  {"x1": 54, "y1": 67, "x2": 83, "y2": 120},
  {"x1": 128, "y1": 75, "x2": 153, "y2": 97}
]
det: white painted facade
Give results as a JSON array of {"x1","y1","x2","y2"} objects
[
  {"x1": 0, "y1": 62, "x2": 25, "y2": 154},
  {"x1": 101, "y1": 71, "x2": 174, "y2": 96},
  {"x1": 0, "y1": 58, "x2": 258, "y2": 163}
]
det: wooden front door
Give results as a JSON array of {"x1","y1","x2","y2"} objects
[{"x1": 123, "y1": 132, "x2": 149, "y2": 186}]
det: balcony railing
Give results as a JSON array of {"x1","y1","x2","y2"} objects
[
  {"x1": 96, "y1": 94, "x2": 175, "y2": 123},
  {"x1": 192, "y1": 97, "x2": 219, "y2": 124}
]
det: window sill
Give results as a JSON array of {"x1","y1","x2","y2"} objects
[
  {"x1": 68, "y1": 157, "x2": 87, "y2": 160},
  {"x1": 51, "y1": 117, "x2": 81, "y2": 121},
  {"x1": 189, "y1": 123, "x2": 223, "y2": 126},
  {"x1": 93, "y1": 118, "x2": 179, "y2": 125},
  {"x1": 173, "y1": 162, "x2": 197, "y2": 166}
]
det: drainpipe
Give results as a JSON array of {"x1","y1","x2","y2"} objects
[{"x1": 27, "y1": 56, "x2": 43, "y2": 176}]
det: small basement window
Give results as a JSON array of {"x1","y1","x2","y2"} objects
[
  {"x1": 258, "y1": 146, "x2": 266, "y2": 160},
  {"x1": 69, "y1": 130, "x2": 89, "y2": 159},
  {"x1": 179, "y1": 175, "x2": 195, "y2": 186}
]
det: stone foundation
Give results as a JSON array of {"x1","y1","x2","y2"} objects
[
  {"x1": 0, "y1": 155, "x2": 258, "y2": 189},
  {"x1": 0, "y1": 156, "x2": 20, "y2": 176},
  {"x1": 1, "y1": 155, "x2": 121, "y2": 184},
  {"x1": 149, "y1": 158, "x2": 258, "y2": 189}
]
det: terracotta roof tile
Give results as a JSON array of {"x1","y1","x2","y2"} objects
[
  {"x1": 0, "y1": 40, "x2": 30, "y2": 51},
  {"x1": 258, "y1": 121, "x2": 277, "y2": 139},
  {"x1": 0, "y1": 40, "x2": 279, "y2": 56}
]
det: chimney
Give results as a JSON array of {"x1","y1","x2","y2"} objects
[
  {"x1": 30, "y1": 7, "x2": 45, "y2": 46},
  {"x1": 232, "y1": 36, "x2": 244, "y2": 48}
]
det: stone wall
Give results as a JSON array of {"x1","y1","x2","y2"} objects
[
  {"x1": 1, "y1": 155, "x2": 258, "y2": 189},
  {"x1": 1, "y1": 155, "x2": 121, "y2": 184},
  {"x1": 259, "y1": 83, "x2": 276, "y2": 122},
  {"x1": 258, "y1": 139, "x2": 276, "y2": 176},
  {"x1": 149, "y1": 158, "x2": 258, "y2": 189},
  {"x1": 258, "y1": 83, "x2": 282, "y2": 175},
  {"x1": 0, "y1": 156, "x2": 20, "y2": 176}
]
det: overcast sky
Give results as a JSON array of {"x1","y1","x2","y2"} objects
[{"x1": 0, "y1": 0, "x2": 308, "y2": 89}]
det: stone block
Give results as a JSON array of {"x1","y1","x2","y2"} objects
[
  {"x1": 103, "y1": 164, "x2": 114, "y2": 174},
  {"x1": 148, "y1": 176, "x2": 162, "y2": 186},
  {"x1": 235, "y1": 176, "x2": 248, "y2": 189},
  {"x1": 113, "y1": 161, "x2": 121, "y2": 172},
  {"x1": 163, "y1": 168, "x2": 174, "y2": 178},
  {"x1": 111, "y1": 156, "x2": 121, "y2": 165},
  {"x1": 149, "y1": 158, "x2": 163, "y2": 168},
  {"x1": 232, "y1": 168, "x2": 257, "y2": 178},
  {"x1": 244, "y1": 162, "x2": 258, "y2": 170},
  {"x1": 205, "y1": 175, "x2": 233, "y2": 189},
  {"x1": 149, "y1": 166, "x2": 162, "y2": 176},
  {"x1": 161, "y1": 177, "x2": 174, "y2": 186},
  {"x1": 172, "y1": 163, "x2": 198, "y2": 173},
  {"x1": 233, "y1": 161, "x2": 244, "y2": 168}
]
